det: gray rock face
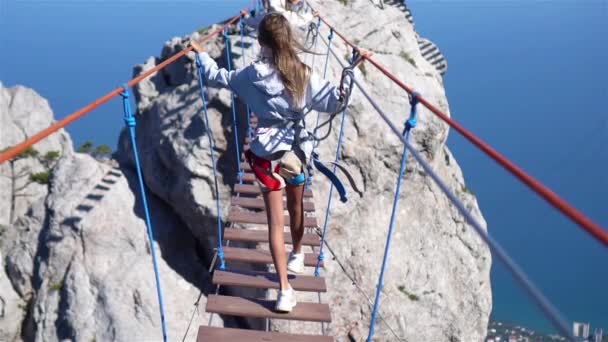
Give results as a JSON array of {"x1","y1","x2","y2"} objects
[
  {"x1": 0, "y1": 83, "x2": 73, "y2": 228},
  {"x1": 3, "y1": 153, "x2": 221, "y2": 341},
  {"x1": 0, "y1": 83, "x2": 73, "y2": 340},
  {"x1": 0, "y1": 248, "x2": 23, "y2": 341},
  {"x1": 0, "y1": 86, "x2": 221, "y2": 340},
  {"x1": 116, "y1": 0, "x2": 492, "y2": 340}
]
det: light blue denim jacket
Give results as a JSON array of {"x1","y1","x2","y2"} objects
[{"x1": 197, "y1": 50, "x2": 348, "y2": 160}]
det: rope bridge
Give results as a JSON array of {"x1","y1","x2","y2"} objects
[{"x1": 0, "y1": 0, "x2": 605, "y2": 341}]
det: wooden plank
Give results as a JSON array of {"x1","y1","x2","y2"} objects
[
  {"x1": 241, "y1": 172, "x2": 256, "y2": 182},
  {"x1": 223, "y1": 228, "x2": 320, "y2": 246},
  {"x1": 234, "y1": 184, "x2": 314, "y2": 198},
  {"x1": 227, "y1": 210, "x2": 318, "y2": 228},
  {"x1": 206, "y1": 295, "x2": 332, "y2": 322},
  {"x1": 241, "y1": 162, "x2": 252, "y2": 171},
  {"x1": 213, "y1": 269, "x2": 326, "y2": 292},
  {"x1": 230, "y1": 196, "x2": 316, "y2": 212},
  {"x1": 223, "y1": 247, "x2": 322, "y2": 267},
  {"x1": 197, "y1": 326, "x2": 333, "y2": 342}
]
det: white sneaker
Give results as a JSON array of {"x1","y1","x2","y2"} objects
[
  {"x1": 275, "y1": 286, "x2": 297, "y2": 312},
  {"x1": 287, "y1": 251, "x2": 305, "y2": 274}
]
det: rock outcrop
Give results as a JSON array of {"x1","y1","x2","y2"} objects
[
  {"x1": 0, "y1": 82, "x2": 72, "y2": 340},
  {"x1": 0, "y1": 82, "x2": 72, "y2": 228},
  {"x1": 118, "y1": 0, "x2": 492, "y2": 340},
  {"x1": 0, "y1": 85, "x2": 222, "y2": 341},
  {"x1": 4, "y1": 153, "x2": 220, "y2": 341},
  {"x1": 1, "y1": 0, "x2": 491, "y2": 341}
]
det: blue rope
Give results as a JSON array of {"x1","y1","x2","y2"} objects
[
  {"x1": 314, "y1": 44, "x2": 354, "y2": 277},
  {"x1": 310, "y1": 18, "x2": 322, "y2": 71},
  {"x1": 306, "y1": 28, "x2": 334, "y2": 189},
  {"x1": 367, "y1": 93, "x2": 418, "y2": 342},
  {"x1": 239, "y1": 17, "x2": 253, "y2": 141},
  {"x1": 120, "y1": 85, "x2": 168, "y2": 342},
  {"x1": 195, "y1": 55, "x2": 226, "y2": 270},
  {"x1": 223, "y1": 28, "x2": 243, "y2": 183}
]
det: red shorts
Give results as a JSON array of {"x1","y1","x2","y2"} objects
[{"x1": 244, "y1": 150, "x2": 305, "y2": 192}]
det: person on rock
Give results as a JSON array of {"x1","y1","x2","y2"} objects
[
  {"x1": 270, "y1": 0, "x2": 313, "y2": 30},
  {"x1": 192, "y1": 13, "x2": 368, "y2": 312}
]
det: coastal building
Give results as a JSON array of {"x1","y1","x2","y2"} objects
[
  {"x1": 594, "y1": 328, "x2": 603, "y2": 342},
  {"x1": 574, "y1": 322, "x2": 591, "y2": 339}
]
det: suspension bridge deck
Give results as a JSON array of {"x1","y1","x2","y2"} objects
[{"x1": 196, "y1": 116, "x2": 332, "y2": 341}]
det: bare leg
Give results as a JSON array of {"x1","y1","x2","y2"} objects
[
  {"x1": 285, "y1": 183, "x2": 305, "y2": 254},
  {"x1": 263, "y1": 189, "x2": 290, "y2": 291}
]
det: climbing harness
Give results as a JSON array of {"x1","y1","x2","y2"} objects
[
  {"x1": 310, "y1": 152, "x2": 362, "y2": 202},
  {"x1": 244, "y1": 150, "x2": 306, "y2": 191},
  {"x1": 304, "y1": 20, "x2": 320, "y2": 50},
  {"x1": 312, "y1": 58, "x2": 358, "y2": 142},
  {"x1": 313, "y1": 47, "x2": 363, "y2": 277},
  {"x1": 306, "y1": 27, "x2": 334, "y2": 188}
]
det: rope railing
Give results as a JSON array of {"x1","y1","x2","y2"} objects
[
  {"x1": 367, "y1": 92, "x2": 418, "y2": 341},
  {"x1": 305, "y1": 27, "x2": 334, "y2": 189},
  {"x1": 120, "y1": 85, "x2": 169, "y2": 342},
  {"x1": 222, "y1": 28, "x2": 244, "y2": 184},
  {"x1": 313, "y1": 45, "x2": 356, "y2": 277},
  {"x1": 318, "y1": 32, "x2": 575, "y2": 341},
  {"x1": 195, "y1": 54, "x2": 226, "y2": 271},
  {"x1": 304, "y1": 1, "x2": 608, "y2": 247}
]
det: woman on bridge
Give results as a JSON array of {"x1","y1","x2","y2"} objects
[{"x1": 192, "y1": 12, "x2": 355, "y2": 312}]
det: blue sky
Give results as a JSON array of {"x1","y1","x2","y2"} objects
[
  {"x1": 0, "y1": 0, "x2": 250, "y2": 148},
  {"x1": 410, "y1": 0, "x2": 607, "y2": 332}
]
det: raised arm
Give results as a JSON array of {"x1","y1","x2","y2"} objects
[{"x1": 191, "y1": 40, "x2": 239, "y2": 90}]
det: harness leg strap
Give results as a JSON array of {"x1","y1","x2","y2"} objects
[{"x1": 313, "y1": 158, "x2": 348, "y2": 203}]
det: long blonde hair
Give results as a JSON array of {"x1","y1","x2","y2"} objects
[{"x1": 258, "y1": 12, "x2": 310, "y2": 105}]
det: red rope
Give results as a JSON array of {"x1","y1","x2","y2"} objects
[
  {"x1": 310, "y1": 8, "x2": 608, "y2": 246},
  {"x1": 0, "y1": 9, "x2": 248, "y2": 164}
]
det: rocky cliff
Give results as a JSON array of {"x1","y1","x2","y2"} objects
[{"x1": 1, "y1": 0, "x2": 491, "y2": 341}]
